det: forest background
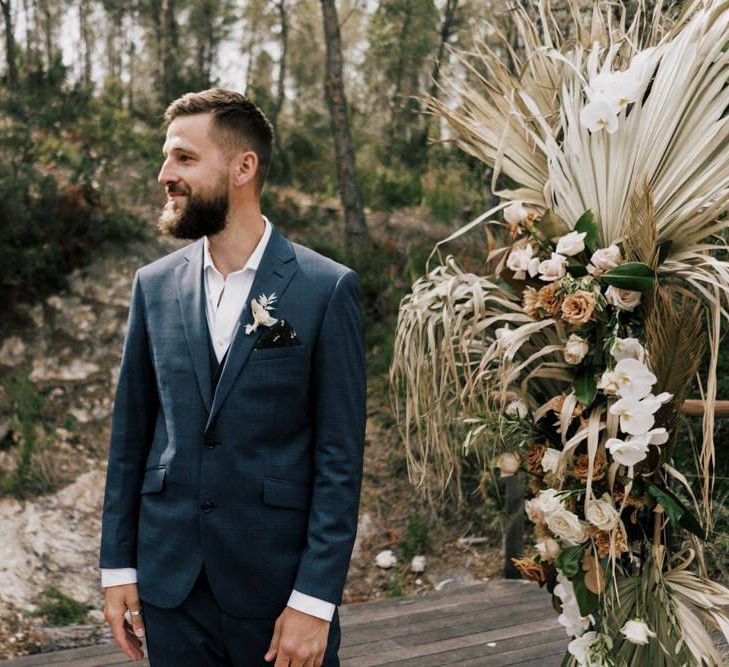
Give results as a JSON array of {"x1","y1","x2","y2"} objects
[{"x1": 1, "y1": 0, "x2": 728, "y2": 656}]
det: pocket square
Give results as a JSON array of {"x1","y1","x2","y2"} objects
[{"x1": 252, "y1": 319, "x2": 302, "y2": 350}]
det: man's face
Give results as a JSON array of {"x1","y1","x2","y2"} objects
[{"x1": 157, "y1": 113, "x2": 230, "y2": 240}]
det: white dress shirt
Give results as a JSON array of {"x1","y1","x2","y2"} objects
[{"x1": 100, "y1": 214, "x2": 336, "y2": 622}]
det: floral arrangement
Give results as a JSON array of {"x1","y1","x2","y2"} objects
[{"x1": 389, "y1": 1, "x2": 729, "y2": 664}]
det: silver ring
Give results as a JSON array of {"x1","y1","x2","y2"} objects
[{"x1": 129, "y1": 609, "x2": 143, "y2": 616}]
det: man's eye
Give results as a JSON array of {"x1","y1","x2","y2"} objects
[{"x1": 178, "y1": 155, "x2": 192, "y2": 162}]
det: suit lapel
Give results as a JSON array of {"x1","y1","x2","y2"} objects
[
  {"x1": 204, "y1": 223, "x2": 298, "y2": 432},
  {"x1": 175, "y1": 237, "x2": 213, "y2": 413}
]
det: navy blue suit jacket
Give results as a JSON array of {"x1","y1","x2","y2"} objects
[{"x1": 99, "y1": 223, "x2": 366, "y2": 618}]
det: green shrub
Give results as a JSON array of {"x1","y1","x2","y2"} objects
[{"x1": 29, "y1": 588, "x2": 91, "y2": 626}]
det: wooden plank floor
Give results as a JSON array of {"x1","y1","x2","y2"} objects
[{"x1": 2, "y1": 579, "x2": 570, "y2": 666}]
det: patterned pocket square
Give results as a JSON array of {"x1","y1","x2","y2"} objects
[{"x1": 252, "y1": 319, "x2": 302, "y2": 350}]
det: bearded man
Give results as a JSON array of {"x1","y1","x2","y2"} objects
[{"x1": 98, "y1": 88, "x2": 366, "y2": 667}]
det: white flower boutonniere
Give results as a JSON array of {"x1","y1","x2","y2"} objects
[{"x1": 245, "y1": 292, "x2": 278, "y2": 335}]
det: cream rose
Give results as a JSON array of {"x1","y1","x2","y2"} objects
[
  {"x1": 561, "y1": 291, "x2": 597, "y2": 325},
  {"x1": 524, "y1": 488, "x2": 564, "y2": 524},
  {"x1": 606, "y1": 285, "x2": 642, "y2": 311},
  {"x1": 504, "y1": 200, "x2": 531, "y2": 225},
  {"x1": 585, "y1": 493, "x2": 619, "y2": 530},
  {"x1": 535, "y1": 537, "x2": 561, "y2": 561},
  {"x1": 496, "y1": 452, "x2": 520, "y2": 477},
  {"x1": 620, "y1": 619, "x2": 656, "y2": 645},
  {"x1": 541, "y1": 448, "x2": 562, "y2": 474},
  {"x1": 538, "y1": 252, "x2": 568, "y2": 282},
  {"x1": 587, "y1": 244, "x2": 621, "y2": 275},
  {"x1": 564, "y1": 333, "x2": 589, "y2": 365},
  {"x1": 555, "y1": 231, "x2": 587, "y2": 257},
  {"x1": 546, "y1": 508, "x2": 589, "y2": 545}
]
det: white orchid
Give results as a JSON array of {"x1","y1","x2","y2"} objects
[
  {"x1": 609, "y1": 392, "x2": 672, "y2": 435},
  {"x1": 605, "y1": 436, "x2": 650, "y2": 466},
  {"x1": 580, "y1": 98, "x2": 620, "y2": 134},
  {"x1": 568, "y1": 631, "x2": 599, "y2": 665},
  {"x1": 555, "y1": 230, "x2": 587, "y2": 256},
  {"x1": 610, "y1": 337, "x2": 645, "y2": 363},
  {"x1": 597, "y1": 369, "x2": 620, "y2": 396},
  {"x1": 555, "y1": 572, "x2": 595, "y2": 637},
  {"x1": 613, "y1": 358, "x2": 657, "y2": 400}
]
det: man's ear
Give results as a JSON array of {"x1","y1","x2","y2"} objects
[{"x1": 232, "y1": 150, "x2": 258, "y2": 188}]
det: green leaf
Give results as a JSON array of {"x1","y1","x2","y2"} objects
[
  {"x1": 555, "y1": 545, "x2": 584, "y2": 578},
  {"x1": 657, "y1": 240, "x2": 673, "y2": 265},
  {"x1": 573, "y1": 571, "x2": 600, "y2": 616},
  {"x1": 574, "y1": 366, "x2": 597, "y2": 407},
  {"x1": 539, "y1": 209, "x2": 570, "y2": 242},
  {"x1": 602, "y1": 262, "x2": 657, "y2": 291},
  {"x1": 574, "y1": 210, "x2": 599, "y2": 253},
  {"x1": 567, "y1": 264, "x2": 588, "y2": 277},
  {"x1": 647, "y1": 482, "x2": 706, "y2": 540}
]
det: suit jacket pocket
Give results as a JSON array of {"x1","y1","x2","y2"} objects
[
  {"x1": 262, "y1": 477, "x2": 311, "y2": 511},
  {"x1": 140, "y1": 466, "x2": 166, "y2": 494}
]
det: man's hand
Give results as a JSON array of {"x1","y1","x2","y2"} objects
[
  {"x1": 103, "y1": 583, "x2": 146, "y2": 661},
  {"x1": 265, "y1": 606, "x2": 330, "y2": 666}
]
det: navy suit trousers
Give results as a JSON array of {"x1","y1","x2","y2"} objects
[{"x1": 141, "y1": 565, "x2": 341, "y2": 667}]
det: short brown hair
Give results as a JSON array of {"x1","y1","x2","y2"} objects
[{"x1": 163, "y1": 88, "x2": 274, "y2": 197}]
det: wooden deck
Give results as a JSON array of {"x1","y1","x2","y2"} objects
[{"x1": 2, "y1": 579, "x2": 569, "y2": 666}]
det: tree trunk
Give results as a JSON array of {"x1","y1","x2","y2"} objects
[
  {"x1": 79, "y1": 0, "x2": 93, "y2": 88},
  {"x1": 419, "y1": 0, "x2": 459, "y2": 156},
  {"x1": 162, "y1": 0, "x2": 179, "y2": 99},
  {"x1": 319, "y1": 0, "x2": 369, "y2": 264},
  {"x1": 0, "y1": 0, "x2": 19, "y2": 89},
  {"x1": 271, "y1": 0, "x2": 290, "y2": 180}
]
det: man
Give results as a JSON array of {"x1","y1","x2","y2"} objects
[{"x1": 98, "y1": 88, "x2": 367, "y2": 667}]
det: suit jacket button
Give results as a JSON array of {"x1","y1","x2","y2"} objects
[{"x1": 201, "y1": 500, "x2": 214, "y2": 512}]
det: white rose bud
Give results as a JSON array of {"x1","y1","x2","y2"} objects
[
  {"x1": 538, "y1": 252, "x2": 568, "y2": 282},
  {"x1": 505, "y1": 399, "x2": 529, "y2": 419},
  {"x1": 504, "y1": 201, "x2": 531, "y2": 225},
  {"x1": 535, "y1": 537, "x2": 561, "y2": 561},
  {"x1": 610, "y1": 337, "x2": 645, "y2": 363},
  {"x1": 585, "y1": 493, "x2": 620, "y2": 531},
  {"x1": 496, "y1": 452, "x2": 520, "y2": 477},
  {"x1": 564, "y1": 333, "x2": 589, "y2": 365},
  {"x1": 540, "y1": 448, "x2": 562, "y2": 474},
  {"x1": 605, "y1": 285, "x2": 642, "y2": 311},
  {"x1": 620, "y1": 619, "x2": 657, "y2": 645},
  {"x1": 546, "y1": 508, "x2": 589, "y2": 545},
  {"x1": 375, "y1": 549, "x2": 398, "y2": 569},
  {"x1": 587, "y1": 245, "x2": 621, "y2": 275},
  {"x1": 410, "y1": 555, "x2": 426, "y2": 573},
  {"x1": 555, "y1": 231, "x2": 587, "y2": 257}
]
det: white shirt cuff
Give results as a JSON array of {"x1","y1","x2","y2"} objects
[
  {"x1": 101, "y1": 568, "x2": 138, "y2": 588},
  {"x1": 287, "y1": 590, "x2": 336, "y2": 621}
]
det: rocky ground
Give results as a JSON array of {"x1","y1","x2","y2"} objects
[{"x1": 0, "y1": 194, "x2": 505, "y2": 660}]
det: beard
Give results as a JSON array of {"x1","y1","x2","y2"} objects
[{"x1": 157, "y1": 178, "x2": 230, "y2": 240}]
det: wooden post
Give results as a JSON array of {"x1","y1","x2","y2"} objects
[{"x1": 503, "y1": 470, "x2": 525, "y2": 578}]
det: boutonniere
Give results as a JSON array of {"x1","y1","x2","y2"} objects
[{"x1": 245, "y1": 292, "x2": 279, "y2": 335}]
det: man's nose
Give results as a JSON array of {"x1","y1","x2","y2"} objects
[{"x1": 157, "y1": 160, "x2": 176, "y2": 186}]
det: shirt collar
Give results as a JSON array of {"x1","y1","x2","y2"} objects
[{"x1": 203, "y1": 215, "x2": 273, "y2": 275}]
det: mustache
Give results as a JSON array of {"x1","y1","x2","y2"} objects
[{"x1": 166, "y1": 184, "x2": 190, "y2": 195}]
